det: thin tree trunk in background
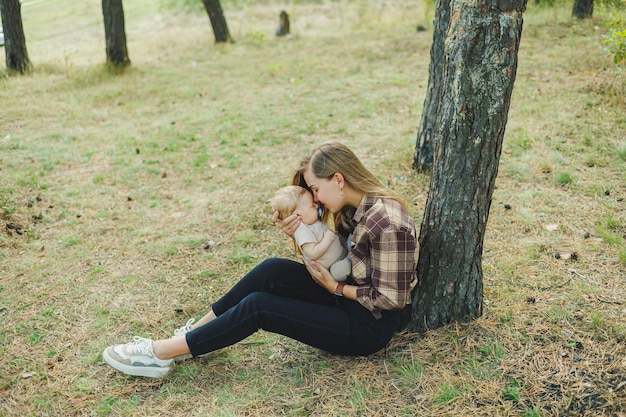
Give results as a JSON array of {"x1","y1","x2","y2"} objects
[
  {"x1": 408, "y1": 0, "x2": 528, "y2": 333},
  {"x1": 200, "y1": 0, "x2": 233, "y2": 43},
  {"x1": 0, "y1": 0, "x2": 32, "y2": 74},
  {"x1": 572, "y1": 0, "x2": 594, "y2": 19},
  {"x1": 412, "y1": 0, "x2": 451, "y2": 174},
  {"x1": 102, "y1": 0, "x2": 130, "y2": 67}
]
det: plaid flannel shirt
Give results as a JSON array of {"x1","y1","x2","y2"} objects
[{"x1": 343, "y1": 196, "x2": 419, "y2": 317}]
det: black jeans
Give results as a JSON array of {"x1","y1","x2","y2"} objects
[{"x1": 185, "y1": 258, "x2": 402, "y2": 357}]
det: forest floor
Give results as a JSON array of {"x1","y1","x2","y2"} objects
[{"x1": 1, "y1": 0, "x2": 625, "y2": 416}]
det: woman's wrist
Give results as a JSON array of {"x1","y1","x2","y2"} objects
[
  {"x1": 333, "y1": 282, "x2": 345, "y2": 297},
  {"x1": 332, "y1": 282, "x2": 357, "y2": 300}
]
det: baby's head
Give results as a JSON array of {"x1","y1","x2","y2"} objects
[{"x1": 270, "y1": 185, "x2": 319, "y2": 225}]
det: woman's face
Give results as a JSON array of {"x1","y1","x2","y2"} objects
[{"x1": 303, "y1": 167, "x2": 343, "y2": 214}]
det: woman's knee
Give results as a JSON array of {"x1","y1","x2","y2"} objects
[
  {"x1": 234, "y1": 292, "x2": 284, "y2": 325},
  {"x1": 250, "y1": 258, "x2": 307, "y2": 288},
  {"x1": 236, "y1": 258, "x2": 293, "y2": 291},
  {"x1": 255, "y1": 257, "x2": 294, "y2": 272}
]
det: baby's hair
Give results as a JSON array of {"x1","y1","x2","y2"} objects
[{"x1": 270, "y1": 185, "x2": 307, "y2": 220}]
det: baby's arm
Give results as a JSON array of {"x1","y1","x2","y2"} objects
[{"x1": 300, "y1": 229, "x2": 336, "y2": 261}]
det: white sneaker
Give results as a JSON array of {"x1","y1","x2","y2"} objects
[
  {"x1": 173, "y1": 318, "x2": 195, "y2": 338},
  {"x1": 171, "y1": 318, "x2": 221, "y2": 362},
  {"x1": 103, "y1": 336, "x2": 173, "y2": 378},
  {"x1": 173, "y1": 318, "x2": 195, "y2": 362}
]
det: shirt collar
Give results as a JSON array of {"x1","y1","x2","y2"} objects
[{"x1": 349, "y1": 195, "x2": 376, "y2": 228}]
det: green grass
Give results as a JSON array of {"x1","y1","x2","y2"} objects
[
  {"x1": 503, "y1": 377, "x2": 522, "y2": 402},
  {"x1": 1, "y1": 0, "x2": 625, "y2": 416},
  {"x1": 433, "y1": 382, "x2": 463, "y2": 405},
  {"x1": 555, "y1": 171, "x2": 574, "y2": 186}
]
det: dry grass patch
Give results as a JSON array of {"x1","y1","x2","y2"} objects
[{"x1": 1, "y1": 1, "x2": 625, "y2": 416}]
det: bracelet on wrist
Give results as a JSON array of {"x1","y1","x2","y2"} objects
[{"x1": 333, "y1": 282, "x2": 345, "y2": 297}]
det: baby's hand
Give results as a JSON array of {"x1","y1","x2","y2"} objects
[{"x1": 323, "y1": 229, "x2": 336, "y2": 242}]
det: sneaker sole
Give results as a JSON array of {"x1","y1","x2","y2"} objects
[
  {"x1": 174, "y1": 353, "x2": 192, "y2": 363},
  {"x1": 103, "y1": 349, "x2": 171, "y2": 378}
]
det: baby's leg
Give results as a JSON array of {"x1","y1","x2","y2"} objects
[{"x1": 330, "y1": 257, "x2": 351, "y2": 282}]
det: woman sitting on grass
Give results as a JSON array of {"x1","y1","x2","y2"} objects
[{"x1": 102, "y1": 142, "x2": 419, "y2": 378}]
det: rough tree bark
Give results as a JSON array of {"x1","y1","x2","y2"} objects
[
  {"x1": 572, "y1": 0, "x2": 594, "y2": 19},
  {"x1": 0, "y1": 0, "x2": 32, "y2": 74},
  {"x1": 102, "y1": 0, "x2": 130, "y2": 67},
  {"x1": 408, "y1": 0, "x2": 528, "y2": 333},
  {"x1": 200, "y1": 0, "x2": 233, "y2": 43},
  {"x1": 412, "y1": 0, "x2": 451, "y2": 174}
]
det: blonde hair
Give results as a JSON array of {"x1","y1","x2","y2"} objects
[
  {"x1": 292, "y1": 142, "x2": 406, "y2": 229},
  {"x1": 270, "y1": 185, "x2": 307, "y2": 220}
]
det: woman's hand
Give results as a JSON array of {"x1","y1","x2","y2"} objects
[
  {"x1": 302, "y1": 256, "x2": 335, "y2": 293},
  {"x1": 272, "y1": 211, "x2": 301, "y2": 238}
]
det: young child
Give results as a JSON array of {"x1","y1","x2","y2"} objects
[{"x1": 270, "y1": 185, "x2": 351, "y2": 282}]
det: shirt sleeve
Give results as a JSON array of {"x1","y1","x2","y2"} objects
[
  {"x1": 355, "y1": 227, "x2": 417, "y2": 311},
  {"x1": 294, "y1": 224, "x2": 317, "y2": 248}
]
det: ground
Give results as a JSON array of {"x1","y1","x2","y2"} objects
[{"x1": 0, "y1": 1, "x2": 625, "y2": 416}]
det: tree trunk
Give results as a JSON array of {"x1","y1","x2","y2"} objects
[
  {"x1": 200, "y1": 0, "x2": 233, "y2": 43},
  {"x1": 572, "y1": 0, "x2": 593, "y2": 19},
  {"x1": 102, "y1": 0, "x2": 130, "y2": 67},
  {"x1": 408, "y1": 0, "x2": 528, "y2": 333},
  {"x1": 412, "y1": 0, "x2": 451, "y2": 174},
  {"x1": 0, "y1": 0, "x2": 32, "y2": 74}
]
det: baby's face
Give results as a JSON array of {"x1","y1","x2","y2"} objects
[{"x1": 296, "y1": 191, "x2": 320, "y2": 225}]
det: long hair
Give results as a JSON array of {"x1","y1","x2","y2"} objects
[{"x1": 292, "y1": 142, "x2": 406, "y2": 230}]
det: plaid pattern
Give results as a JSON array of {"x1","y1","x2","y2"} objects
[{"x1": 347, "y1": 196, "x2": 418, "y2": 316}]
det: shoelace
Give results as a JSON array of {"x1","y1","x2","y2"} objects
[
  {"x1": 173, "y1": 318, "x2": 195, "y2": 337},
  {"x1": 127, "y1": 336, "x2": 153, "y2": 355}
]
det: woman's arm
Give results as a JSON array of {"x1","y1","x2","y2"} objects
[
  {"x1": 354, "y1": 227, "x2": 418, "y2": 311},
  {"x1": 301, "y1": 257, "x2": 358, "y2": 300}
]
